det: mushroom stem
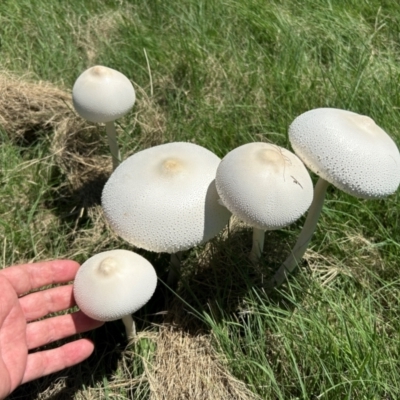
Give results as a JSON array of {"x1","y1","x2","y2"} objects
[
  {"x1": 249, "y1": 227, "x2": 265, "y2": 263},
  {"x1": 122, "y1": 314, "x2": 136, "y2": 338},
  {"x1": 167, "y1": 251, "x2": 183, "y2": 287},
  {"x1": 105, "y1": 121, "x2": 121, "y2": 170},
  {"x1": 267, "y1": 177, "x2": 330, "y2": 289}
]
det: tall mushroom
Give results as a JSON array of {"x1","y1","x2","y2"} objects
[
  {"x1": 73, "y1": 249, "x2": 157, "y2": 338},
  {"x1": 101, "y1": 142, "x2": 231, "y2": 283},
  {"x1": 215, "y1": 142, "x2": 314, "y2": 262},
  {"x1": 268, "y1": 108, "x2": 400, "y2": 289},
  {"x1": 72, "y1": 65, "x2": 136, "y2": 170}
]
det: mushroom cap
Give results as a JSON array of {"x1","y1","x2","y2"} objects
[
  {"x1": 289, "y1": 108, "x2": 400, "y2": 199},
  {"x1": 73, "y1": 249, "x2": 157, "y2": 322},
  {"x1": 72, "y1": 65, "x2": 136, "y2": 123},
  {"x1": 215, "y1": 142, "x2": 313, "y2": 230},
  {"x1": 101, "y1": 142, "x2": 231, "y2": 253}
]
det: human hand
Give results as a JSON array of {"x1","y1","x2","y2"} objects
[{"x1": 0, "y1": 260, "x2": 104, "y2": 399}]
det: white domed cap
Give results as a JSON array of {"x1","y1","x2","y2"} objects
[
  {"x1": 72, "y1": 65, "x2": 136, "y2": 123},
  {"x1": 289, "y1": 108, "x2": 400, "y2": 199},
  {"x1": 216, "y1": 142, "x2": 313, "y2": 230},
  {"x1": 73, "y1": 249, "x2": 157, "y2": 321},
  {"x1": 101, "y1": 142, "x2": 231, "y2": 253}
]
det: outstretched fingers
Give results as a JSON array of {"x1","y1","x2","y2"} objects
[
  {"x1": 26, "y1": 311, "x2": 104, "y2": 350},
  {"x1": 1, "y1": 260, "x2": 80, "y2": 296},
  {"x1": 19, "y1": 285, "x2": 76, "y2": 322},
  {"x1": 21, "y1": 338, "x2": 96, "y2": 384}
]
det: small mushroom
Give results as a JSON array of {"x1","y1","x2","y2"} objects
[
  {"x1": 215, "y1": 142, "x2": 313, "y2": 262},
  {"x1": 73, "y1": 249, "x2": 157, "y2": 338},
  {"x1": 101, "y1": 142, "x2": 231, "y2": 283},
  {"x1": 72, "y1": 65, "x2": 136, "y2": 170},
  {"x1": 268, "y1": 108, "x2": 400, "y2": 288}
]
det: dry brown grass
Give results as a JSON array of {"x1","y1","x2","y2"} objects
[
  {"x1": 304, "y1": 232, "x2": 385, "y2": 288},
  {"x1": 0, "y1": 70, "x2": 77, "y2": 144},
  {"x1": 145, "y1": 327, "x2": 260, "y2": 400},
  {"x1": 0, "y1": 70, "x2": 106, "y2": 188}
]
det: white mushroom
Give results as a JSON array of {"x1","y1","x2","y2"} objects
[
  {"x1": 72, "y1": 65, "x2": 136, "y2": 170},
  {"x1": 215, "y1": 142, "x2": 313, "y2": 262},
  {"x1": 101, "y1": 142, "x2": 231, "y2": 282},
  {"x1": 268, "y1": 108, "x2": 400, "y2": 288},
  {"x1": 73, "y1": 249, "x2": 157, "y2": 338}
]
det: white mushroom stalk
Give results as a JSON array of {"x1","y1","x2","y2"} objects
[
  {"x1": 268, "y1": 108, "x2": 400, "y2": 289},
  {"x1": 105, "y1": 121, "x2": 120, "y2": 170},
  {"x1": 101, "y1": 142, "x2": 231, "y2": 284},
  {"x1": 251, "y1": 227, "x2": 267, "y2": 262},
  {"x1": 267, "y1": 177, "x2": 329, "y2": 288},
  {"x1": 73, "y1": 249, "x2": 157, "y2": 338},
  {"x1": 72, "y1": 65, "x2": 136, "y2": 170},
  {"x1": 215, "y1": 142, "x2": 314, "y2": 262}
]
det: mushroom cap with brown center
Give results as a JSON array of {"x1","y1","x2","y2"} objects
[
  {"x1": 289, "y1": 108, "x2": 400, "y2": 199},
  {"x1": 73, "y1": 249, "x2": 157, "y2": 321},
  {"x1": 72, "y1": 65, "x2": 136, "y2": 123},
  {"x1": 101, "y1": 142, "x2": 231, "y2": 253},
  {"x1": 216, "y1": 142, "x2": 313, "y2": 230}
]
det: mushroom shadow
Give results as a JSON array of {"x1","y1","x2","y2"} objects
[
  {"x1": 164, "y1": 221, "x2": 310, "y2": 335},
  {"x1": 202, "y1": 179, "x2": 232, "y2": 242},
  {"x1": 45, "y1": 171, "x2": 109, "y2": 226},
  {"x1": 8, "y1": 319, "x2": 127, "y2": 400}
]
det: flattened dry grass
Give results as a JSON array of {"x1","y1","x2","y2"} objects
[
  {"x1": 146, "y1": 328, "x2": 260, "y2": 400},
  {"x1": 0, "y1": 71, "x2": 75, "y2": 144}
]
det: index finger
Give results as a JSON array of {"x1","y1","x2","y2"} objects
[{"x1": 0, "y1": 260, "x2": 80, "y2": 295}]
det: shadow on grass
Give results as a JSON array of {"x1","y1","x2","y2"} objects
[
  {"x1": 8, "y1": 321, "x2": 126, "y2": 400},
  {"x1": 162, "y1": 223, "x2": 309, "y2": 334},
  {"x1": 46, "y1": 171, "x2": 108, "y2": 219}
]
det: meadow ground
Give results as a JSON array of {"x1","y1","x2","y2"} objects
[{"x1": 1, "y1": 0, "x2": 400, "y2": 398}]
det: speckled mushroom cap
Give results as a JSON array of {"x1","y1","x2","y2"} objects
[
  {"x1": 215, "y1": 142, "x2": 313, "y2": 230},
  {"x1": 101, "y1": 142, "x2": 231, "y2": 253},
  {"x1": 289, "y1": 108, "x2": 400, "y2": 199},
  {"x1": 73, "y1": 249, "x2": 157, "y2": 322},
  {"x1": 72, "y1": 65, "x2": 136, "y2": 123}
]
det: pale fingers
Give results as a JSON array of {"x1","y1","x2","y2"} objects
[
  {"x1": 1, "y1": 260, "x2": 80, "y2": 295},
  {"x1": 22, "y1": 338, "x2": 95, "y2": 384},
  {"x1": 20, "y1": 285, "x2": 76, "y2": 322},
  {"x1": 26, "y1": 311, "x2": 104, "y2": 350}
]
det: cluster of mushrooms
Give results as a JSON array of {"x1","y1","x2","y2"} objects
[{"x1": 71, "y1": 66, "x2": 400, "y2": 337}]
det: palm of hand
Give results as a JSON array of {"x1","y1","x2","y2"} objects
[
  {"x1": 0, "y1": 276, "x2": 28, "y2": 397},
  {"x1": 0, "y1": 261, "x2": 103, "y2": 399}
]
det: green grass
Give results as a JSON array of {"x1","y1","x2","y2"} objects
[
  {"x1": 206, "y1": 273, "x2": 400, "y2": 398},
  {"x1": 1, "y1": 0, "x2": 400, "y2": 398}
]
